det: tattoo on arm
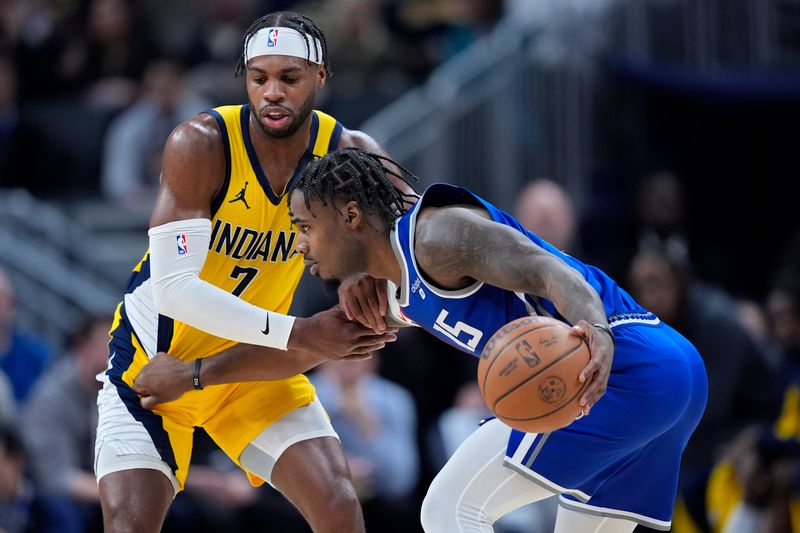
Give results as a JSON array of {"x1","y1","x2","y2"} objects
[{"x1": 415, "y1": 208, "x2": 607, "y2": 325}]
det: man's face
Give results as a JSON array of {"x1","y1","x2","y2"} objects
[
  {"x1": 0, "y1": 444, "x2": 22, "y2": 500},
  {"x1": 0, "y1": 271, "x2": 15, "y2": 329},
  {"x1": 290, "y1": 194, "x2": 365, "y2": 287},
  {"x1": 629, "y1": 253, "x2": 681, "y2": 323},
  {"x1": 767, "y1": 289, "x2": 800, "y2": 349},
  {"x1": 246, "y1": 55, "x2": 325, "y2": 139}
]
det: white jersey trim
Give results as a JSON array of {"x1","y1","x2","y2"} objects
[
  {"x1": 609, "y1": 317, "x2": 661, "y2": 328},
  {"x1": 557, "y1": 495, "x2": 672, "y2": 531}
]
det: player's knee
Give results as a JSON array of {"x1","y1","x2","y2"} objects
[
  {"x1": 98, "y1": 470, "x2": 172, "y2": 533},
  {"x1": 314, "y1": 477, "x2": 362, "y2": 528},
  {"x1": 420, "y1": 484, "x2": 453, "y2": 532},
  {"x1": 101, "y1": 496, "x2": 143, "y2": 533}
]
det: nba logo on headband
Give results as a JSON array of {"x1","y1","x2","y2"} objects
[{"x1": 245, "y1": 26, "x2": 322, "y2": 64}]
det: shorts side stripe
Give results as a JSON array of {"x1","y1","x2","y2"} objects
[{"x1": 107, "y1": 308, "x2": 179, "y2": 474}]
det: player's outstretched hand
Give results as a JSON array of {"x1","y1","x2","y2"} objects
[
  {"x1": 337, "y1": 273, "x2": 389, "y2": 333},
  {"x1": 290, "y1": 305, "x2": 398, "y2": 358},
  {"x1": 133, "y1": 353, "x2": 193, "y2": 409},
  {"x1": 571, "y1": 320, "x2": 614, "y2": 416}
]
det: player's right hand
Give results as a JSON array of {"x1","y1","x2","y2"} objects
[
  {"x1": 289, "y1": 305, "x2": 398, "y2": 358},
  {"x1": 133, "y1": 353, "x2": 193, "y2": 409}
]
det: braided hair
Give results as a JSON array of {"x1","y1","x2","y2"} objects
[
  {"x1": 289, "y1": 148, "x2": 419, "y2": 231},
  {"x1": 235, "y1": 11, "x2": 332, "y2": 77}
]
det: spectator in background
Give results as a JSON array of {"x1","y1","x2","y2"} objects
[
  {"x1": 0, "y1": 51, "x2": 48, "y2": 191},
  {"x1": 181, "y1": 0, "x2": 254, "y2": 103},
  {"x1": 736, "y1": 298, "x2": 783, "y2": 369},
  {"x1": 513, "y1": 178, "x2": 579, "y2": 254},
  {"x1": 101, "y1": 57, "x2": 211, "y2": 218},
  {"x1": 297, "y1": 0, "x2": 398, "y2": 125},
  {"x1": 429, "y1": 382, "x2": 490, "y2": 470},
  {"x1": 0, "y1": 50, "x2": 18, "y2": 180},
  {"x1": 20, "y1": 314, "x2": 111, "y2": 533},
  {"x1": 628, "y1": 247, "x2": 779, "y2": 532},
  {"x1": 7, "y1": 0, "x2": 86, "y2": 99},
  {"x1": 634, "y1": 170, "x2": 689, "y2": 263},
  {"x1": 706, "y1": 274, "x2": 800, "y2": 533},
  {"x1": 311, "y1": 357, "x2": 419, "y2": 533},
  {"x1": 0, "y1": 423, "x2": 65, "y2": 533},
  {"x1": 0, "y1": 266, "x2": 52, "y2": 404},
  {"x1": 80, "y1": 0, "x2": 158, "y2": 111},
  {"x1": 391, "y1": 0, "x2": 505, "y2": 62},
  {"x1": 0, "y1": 369, "x2": 14, "y2": 425}
]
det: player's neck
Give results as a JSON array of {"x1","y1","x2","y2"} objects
[{"x1": 370, "y1": 237, "x2": 403, "y2": 286}]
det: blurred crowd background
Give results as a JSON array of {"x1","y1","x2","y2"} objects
[{"x1": 1, "y1": 0, "x2": 800, "y2": 532}]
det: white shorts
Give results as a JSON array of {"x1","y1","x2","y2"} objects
[{"x1": 95, "y1": 391, "x2": 338, "y2": 493}]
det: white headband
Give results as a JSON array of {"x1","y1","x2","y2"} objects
[{"x1": 245, "y1": 27, "x2": 323, "y2": 64}]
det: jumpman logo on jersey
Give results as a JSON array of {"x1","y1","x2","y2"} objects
[{"x1": 229, "y1": 181, "x2": 251, "y2": 209}]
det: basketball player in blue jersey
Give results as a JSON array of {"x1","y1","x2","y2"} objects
[
  {"x1": 136, "y1": 147, "x2": 708, "y2": 532},
  {"x1": 96, "y1": 13, "x2": 409, "y2": 533}
]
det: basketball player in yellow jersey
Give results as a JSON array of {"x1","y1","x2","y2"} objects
[{"x1": 95, "y1": 11, "x2": 409, "y2": 533}]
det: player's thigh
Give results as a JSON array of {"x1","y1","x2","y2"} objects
[
  {"x1": 423, "y1": 418, "x2": 556, "y2": 525},
  {"x1": 237, "y1": 397, "x2": 340, "y2": 486},
  {"x1": 238, "y1": 398, "x2": 358, "y2": 518},
  {"x1": 99, "y1": 469, "x2": 174, "y2": 533},
  {"x1": 95, "y1": 378, "x2": 188, "y2": 531}
]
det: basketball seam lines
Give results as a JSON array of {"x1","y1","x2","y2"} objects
[
  {"x1": 491, "y1": 341, "x2": 583, "y2": 412},
  {"x1": 500, "y1": 379, "x2": 590, "y2": 422}
]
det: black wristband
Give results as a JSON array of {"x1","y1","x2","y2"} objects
[
  {"x1": 591, "y1": 322, "x2": 615, "y2": 347},
  {"x1": 193, "y1": 358, "x2": 204, "y2": 390}
]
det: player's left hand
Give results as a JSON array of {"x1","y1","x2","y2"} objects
[
  {"x1": 571, "y1": 320, "x2": 614, "y2": 416},
  {"x1": 133, "y1": 352, "x2": 193, "y2": 409},
  {"x1": 337, "y1": 273, "x2": 389, "y2": 333}
]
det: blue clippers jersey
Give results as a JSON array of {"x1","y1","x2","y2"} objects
[{"x1": 389, "y1": 183, "x2": 651, "y2": 356}]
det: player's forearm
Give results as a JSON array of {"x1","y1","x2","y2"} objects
[
  {"x1": 149, "y1": 219, "x2": 295, "y2": 350},
  {"x1": 539, "y1": 264, "x2": 609, "y2": 328},
  {"x1": 199, "y1": 343, "x2": 324, "y2": 386}
]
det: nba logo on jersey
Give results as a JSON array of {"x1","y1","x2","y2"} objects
[
  {"x1": 176, "y1": 235, "x2": 188, "y2": 255},
  {"x1": 267, "y1": 28, "x2": 278, "y2": 47}
]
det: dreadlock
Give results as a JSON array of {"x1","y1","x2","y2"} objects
[
  {"x1": 235, "y1": 11, "x2": 331, "y2": 77},
  {"x1": 289, "y1": 148, "x2": 420, "y2": 231}
]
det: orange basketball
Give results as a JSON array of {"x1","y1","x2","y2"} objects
[{"x1": 478, "y1": 316, "x2": 591, "y2": 433}]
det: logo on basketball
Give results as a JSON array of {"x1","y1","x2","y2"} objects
[
  {"x1": 515, "y1": 340, "x2": 540, "y2": 368},
  {"x1": 538, "y1": 376, "x2": 567, "y2": 404},
  {"x1": 479, "y1": 316, "x2": 590, "y2": 433},
  {"x1": 498, "y1": 357, "x2": 519, "y2": 377}
]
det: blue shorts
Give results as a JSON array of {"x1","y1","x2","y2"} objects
[{"x1": 503, "y1": 320, "x2": 708, "y2": 530}]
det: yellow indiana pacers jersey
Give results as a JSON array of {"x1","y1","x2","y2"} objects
[
  {"x1": 125, "y1": 105, "x2": 342, "y2": 362},
  {"x1": 167, "y1": 105, "x2": 342, "y2": 361},
  {"x1": 114, "y1": 105, "x2": 343, "y2": 468}
]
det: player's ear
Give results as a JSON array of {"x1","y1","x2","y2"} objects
[
  {"x1": 342, "y1": 201, "x2": 360, "y2": 227},
  {"x1": 316, "y1": 64, "x2": 326, "y2": 90}
]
